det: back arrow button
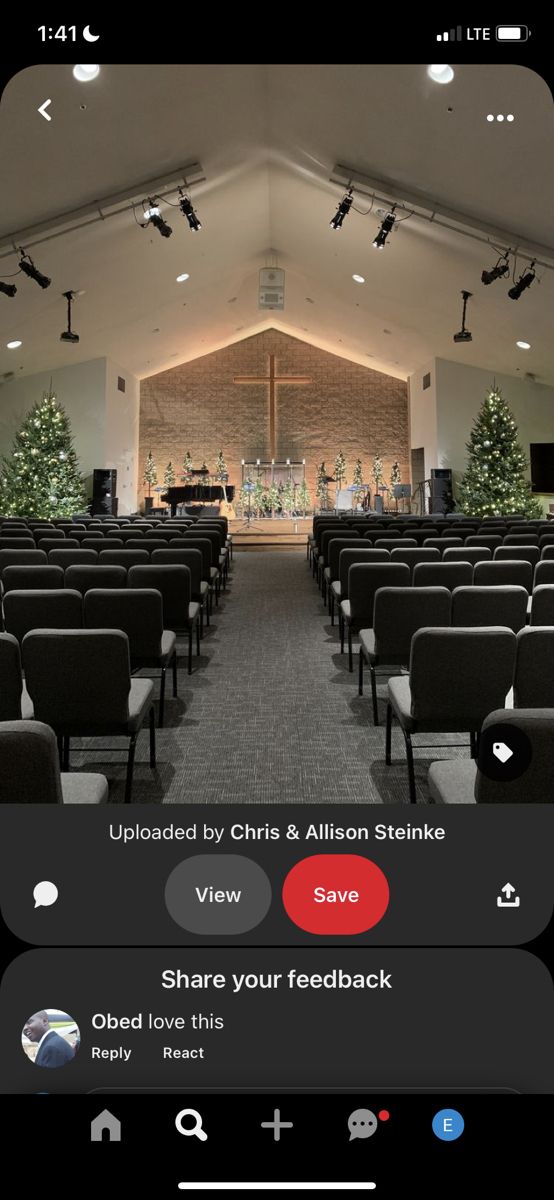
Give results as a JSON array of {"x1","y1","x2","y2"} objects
[{"x1": 38, "y1": 99, "x2": 52, "y2": 121}]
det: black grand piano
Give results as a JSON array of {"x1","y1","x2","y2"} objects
[{"x1": 161, "y1": 470, "x2": 235, "y2": 516}]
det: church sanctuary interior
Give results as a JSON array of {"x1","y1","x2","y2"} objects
[{"x1": 0, "y1": 62, "x2": 553, "y2": 805}]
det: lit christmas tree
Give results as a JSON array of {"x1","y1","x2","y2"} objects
[
  {"x1": 143, "y1": 451, "x2": 157, "y2": 496},
  {"x1": 181, "y1": 451, "x2": 193, "y2": 478},
  {"x1": 282, "y1": 478, "x2": 296, "y2": 515},
  {"x1": 0, "y1": 391, "x2": 86, "y2": 518},
  {"x1": 316, "y1": 462, "x2": 329, "y2": 510},
  {"x1": 371, "y1": 454, "x2": 384, "y2": 489},
  {"x1": 334, "y1": 449, "x2": 347, "y2": 488},
  {"x1": 297, "y1": 477, "x2": 311, "y2": 514},
  {"x1": 267, "y1": 482, "x2": 281, "y2": 515},
  {"x1": 215, "y1": 450, "x2": 227, "y2": 478},
  {"x1": 352, "y1": 459, "x2": 364, "y2": 487},
  {"x1": 390, "y1": 460, "x2": 402, "y2": 488},
  {"x1": 163, "y1": 461, "x2": 176, "y2": 488},
  {"x1": 457, "y1": 386, "x2": 542, "y2": 517}
]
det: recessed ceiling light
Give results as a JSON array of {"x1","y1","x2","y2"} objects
[
  {"x1": 7, "y1": 340, "x2": 22, "y2": 349},
  {"x1": 176, "y1": 273, "x2": 190, "y2": 283},
  {"x1": 73, "y1": 64, "x2": 100, "y2": 82},
  {"x1": 427, "y1": 64, "x2": 454, "y2": 84},
  {"x1": 516, "y1": 340, "x2": 531, "y2": 349},
  {"x1": 352, "y1": 274, "x2": 365, "y2": 284}
]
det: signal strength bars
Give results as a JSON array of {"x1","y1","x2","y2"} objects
[{"x1": 437, "y1": 27, "x2": 463, "y2": 40}]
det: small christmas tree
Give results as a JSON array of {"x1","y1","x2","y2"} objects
[
  {"x1": 352, "y1": 459, "x2": 364, "y2": 487},
  {"x1": 334, "y1": 450, "x2": 347, "y2": 488},
  {"x1": 253, "y1": 476, "x2": 266, "y2": 516},
  {"x1": 181, "y1": 451, "x2": 193, "y2": 478},
  {"x1": 282, "y1": 479, "x2": 296, "y2": 515},
  {"x1": 267, "y1": 482, "x2": 281, "y2": 515},
  {"x1": 371, "y1": 453, "x2": 384, "y2": 490},
  {"x1": 457, "y1": 386, "x2": 542, "y2": 518},
  {"x1": 297, "y1": 478, "x2": 311, "y2": 515},
  {"x1": 316, "y1": 462, "x2": 329, "y2": 510},
  {"x1": 0, "y1": 391, "x2": 86, "y2": 518},
  {"x1": 390, "y1": 461, "x2": 401, "y2": 489},
  {"x1": 215, "y1": 450, "x2": 227, "y2": 478},
  {"x1": 164, "y1": 461, "x2": 176, "y2": 488},
  {"x1": 143, "y1": 451, "x2": 157, "y2": 496}
]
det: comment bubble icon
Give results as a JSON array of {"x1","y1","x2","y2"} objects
[
  {"x1": 348, "y1": 1108, "x2": 378, "y2": 1140},
  {"x1": 33, "y1": 881, "x2": 58, "y2": 909}
]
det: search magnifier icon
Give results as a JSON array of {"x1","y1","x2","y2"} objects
[{"x1": 175, "y1": 1108, "x2": 208, "y2": 1141}]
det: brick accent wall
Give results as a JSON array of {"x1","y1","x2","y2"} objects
[{"x1": 139, "y1": 329, "x2": 408, "y2": 505}]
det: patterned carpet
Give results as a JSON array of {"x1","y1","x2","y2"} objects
[{"x1": 72, "y1": 549, "x2": 468, "y2": 804}]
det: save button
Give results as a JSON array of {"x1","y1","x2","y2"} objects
[{"x1": 282, "y1": 855, "x2": 389, "y2": 935}]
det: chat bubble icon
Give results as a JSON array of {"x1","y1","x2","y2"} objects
[
  {"x1": 33, "y1": 881, "x2": 58, "y2": 909},
  {"x1": 348, "y1": 1108, "x2": 378, "y2": 1140}
]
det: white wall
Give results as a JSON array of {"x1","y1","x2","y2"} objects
[
  {"x1": 0, "y1": 357, "x2": 140, "y2": 514},
  {"x1": 104, "y1": 359, "x2": 140, "y2": 516},
  {"x1": 407, "y1": 358, "x2": 437, "y2": 478}
]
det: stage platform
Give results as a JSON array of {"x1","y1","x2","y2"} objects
[{"x1": 229, "y1": 517, "x2": 310, "y2": 548}]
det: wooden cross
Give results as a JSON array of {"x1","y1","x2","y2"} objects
[{"x1": 234, "y1": 354, "x2": 311, "y2": 458}]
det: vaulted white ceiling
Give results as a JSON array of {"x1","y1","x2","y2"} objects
[{"x1": 0, "y1": 63, "x2": 553, "y2": 383}]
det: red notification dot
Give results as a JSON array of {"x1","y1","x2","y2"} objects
[
  {"x1": 378, "y1": 1110, "x2": 390, "y2": 1122},
  {"x1": 282, "y1": 854, "x2": 389, "y2": 935}
]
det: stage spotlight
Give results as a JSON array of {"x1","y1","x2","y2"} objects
[
  {"x1": 60, "y1": 291, "x2": 79, "y2": 343},
  {"x1": 0, "y1": 281, "x2": 17, "y2": 297},
  {"x1": 481, "y1": 253, "x2": 510, "y2": 285},
  {"x1": 179, "y1": 190, "x2": 202, "y2": 232},
  {"x1": 330, "y1": 188, "x2": 353, "y2": 230},
  {"x1": 373, "y1": 206, "x2": 397, "y2": 249},
  {"x1": 453, "y1": 290, "x2": 473, "y2": 343},
  {"x1": 18, "y1": 251, "x2": 51, "y2": 289},
  {"x1": 508, "y1": 261, "x2": 536, "y2": 300},
  {"x1": 143, "y1": 200, "x2": 172, "y2": 238}
]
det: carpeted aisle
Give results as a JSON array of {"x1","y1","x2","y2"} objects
[{"x1": 74, "y1": 549, "x2": 467, "y2": 804}]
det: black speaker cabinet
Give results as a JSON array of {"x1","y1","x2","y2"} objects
[
  {"x1": 92, "y1": 468, "x2": 118, "y2": 515},
  {"x1": 430, "y1": 468, "x2": 453, "y2": 514}
]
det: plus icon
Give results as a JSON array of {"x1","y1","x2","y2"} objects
[{"x1": 260, "y1": 1108, "x2": 294, "y2": 1141}]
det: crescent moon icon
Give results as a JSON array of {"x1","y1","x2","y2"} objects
[{"x1": 83, "y1": 25, "x2": 100, "y2": 42}]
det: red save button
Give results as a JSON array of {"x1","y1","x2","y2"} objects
[{"x1": 282, "y1": 854, "x2": 389, "y2": 935}]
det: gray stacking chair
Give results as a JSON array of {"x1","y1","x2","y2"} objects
[
  {"x1": 466, "y1": 534, "x2": 503, "y2": 551},
  {"x1": 530, "y1": 584, "x2": 554, "y2": 625},
  {"x1": 424, "y1": 537, "x2": 463, "y2": 551},
  {"x1": 2, "y1": 565, "x2": 64, "y2": 593},
  {"x1": 64, "y1": 564, "x2": 127, "y2": 596},
  {"x1": 0, "y1": 537, "x2": 35, "y2": 551},
  {"x1": 128, "y1": 564, "x2": 201, "y2": 673},
  {"x1": 323, "y1": 538, "x2": 365, "y2": 606},
  {"x1": 49, "y1": 549, "x2": 98, "y2": 568},
  {"x1": 504, "y1": 532, "x2": 539, "y2": 545},
  {"x1": 0, "y1": 632, "x2": 32, "y2": 719},
  {"x1": 0, "y1": 720, "x2": 108, "y2": 804},
  {"x1": 540, "y1": 545, "x2": 554, "y2": 561},
  {"x1": 83, "y1": 588, "x2": 177, "y2": 727},
  {"x1": 331, "y1": 548, "x2": 390, "y2": 627},
  {"x1": 386, "y1": 627, "x2": 516, "y2": 803},
  {"x1": 3, "y1": 589, "x2": 83, "y2": 644},
  {"x1": 494, "y1": 545, "x2": 540, "y2": 567},
  {"x1": 81, "y1": 537, "x2": 124, "y2": 551},
  {"x1": 341, "y1": 562, "x2": 410, "y2": 671},
  {"x1": 0, "y1": 549, "x2": 47, "y2": 575},
  {"x1": 428, "y1": 709, "x2": 554, "y2": 804},
  {"x1": 318, "y1": 529, "x2": 360, "y2": 594},
  {"x1": 474, "y1": 559, "x2": 533, "y2": 592},
  {"x1": 170, "y1": 538, "x2": 214, "y2": 620},
  {"x1": 514, "y1": 627, "x2": 554, "y2": 707},
  {"x1": 151, "y1": 548, "x2": 208, "y2": 633},
  {"x1": 451, "y1": 585, "x2": 528, "y2": 634},
  {"x1": 534, "y1": 562, "x2": 554, "y2": 588},
  {"x1": 442, "y1": 546, "x2": 491, "y2": 565},
  {"x1": 98, "y1": 549, "x2": 150, "y2": 568},
  {"x1": 413, "y1": 561, "x2": 473, "y2": 591},
  {"x1": 38, "y1": 537, "x2": 79, "y2": 553},
  {"x1": 22, "y1": 629, "x2": 156, "y2": 804},
  {"x1": 359, "y1": 586, "x2": 451, "y2": 724},
  {"x1": 390, "y1": 547, "x2": 440, "y2": 577},
  {"x1": 375, "y1": 538, "x2": 417, "y2": 551}
]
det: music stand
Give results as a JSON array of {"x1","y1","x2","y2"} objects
[{"x1": 237, "y1": 481, "x2": 262, "y2": 530}]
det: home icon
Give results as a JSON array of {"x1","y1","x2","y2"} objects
[{"x1": 91, "y1": 1109, "x2": 122, "y2": 1142}]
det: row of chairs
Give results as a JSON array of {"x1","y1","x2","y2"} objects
[
  {"x1": 384, "y1": 626, "x2": 554, "y2": 803},
  {"x1": 0, "y1": 720, "x2": 109, "y2": 804},
  {"x1": 356, "y1": 584, "x2": 554, "y2": 720},
  {"x1": 0, "y1": 629, "x2": 156, "y2": 803}
]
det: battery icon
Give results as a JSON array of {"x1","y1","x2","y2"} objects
[{"x1": 496, "y1": 25, "x2": 529, "y2": 41}]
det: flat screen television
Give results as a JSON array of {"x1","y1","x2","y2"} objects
[{"x1": 530, "y1": 443, "x2": 554, "y2": 494}]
